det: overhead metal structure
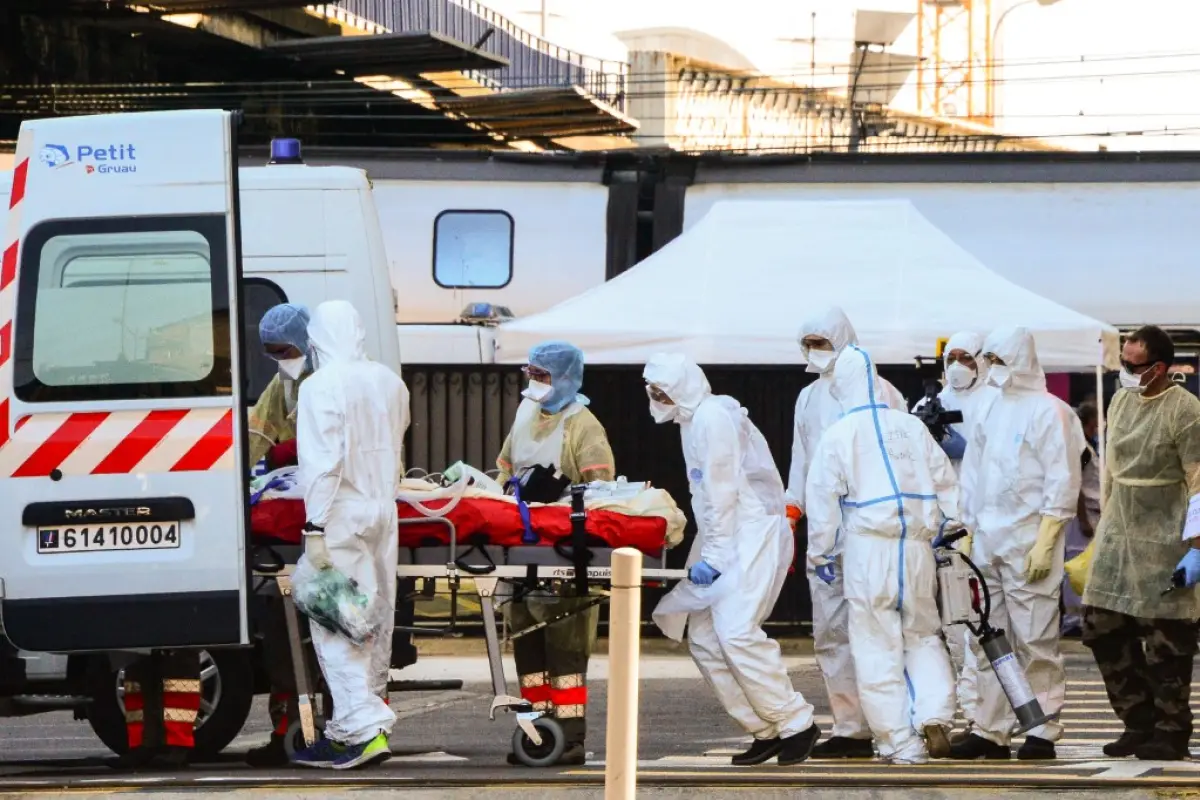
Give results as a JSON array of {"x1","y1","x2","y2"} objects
[
  {"x1": 916, "y1": 0, "x2": 994, "y2": 124},
  {"x1": 26, "y1": 0, "x2": 313, "y2": 9},
  {"x1": 267, "y1": 31, "x2": 509, "y2": 76},
  {"x1": 434, "y1": 86, "x2": 638, "y2": 140}
]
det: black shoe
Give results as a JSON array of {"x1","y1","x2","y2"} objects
[
  {"x1": 1135, "y1": 734, "x2": 1190, "y2": 761},
  {"x1": 1103, "y1": 730, "x2": 1153, "y2": 758},
  {"x1": 107, "y1": 746, "x2": 189, "y2": 772},
  {"x1": 155, "y1": 746, "x2": 190, "y2": 769},
  {"x1": 556, "y1": 742, "x2": 587, "y2": 766},
  {"x1": 811, "y1": 735, "x2": 874, "y2": 759},
  {"x1": 246, "y1": 734, "x2": 290, "y2": 768},
  {"x1": 1017, "y1": 736, "x2": 1056, "y2": 761},
  {"x1": 107, "y1": 747, "x2": 157, "y2": 772},
  {"x1": 949, "y1": 733, "x2": 1011, "y2": 761},
  {"x1": 731, "y1": 737, "x2": 782, "y2": 766},
  {"x1": 778, "y1": 725, "x2": 822, "y2": 767}
]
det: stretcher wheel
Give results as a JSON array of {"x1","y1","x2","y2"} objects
[
  {"x1": 283, "y1": 716, "x2": 326, "y2": 759},
  {"x1": 511, "y1": 716, "x2": 566, "y2": 768}
]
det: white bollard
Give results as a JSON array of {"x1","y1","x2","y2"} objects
[{"x1": 605, "y1": 547, "x2": 643, "y2": 800}]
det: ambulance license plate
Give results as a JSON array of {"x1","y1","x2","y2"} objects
[{"x1": 36, "y1": 523, "x2": 181, "y2": 554}]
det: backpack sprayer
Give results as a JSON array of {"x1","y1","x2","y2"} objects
[{"x1": 934, "y1": 529, "x2": 1054, "y2": 734}]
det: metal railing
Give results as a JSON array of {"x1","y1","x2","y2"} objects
[{"x1": 314, "y1": 0, "x2": 627, "y2": 110}]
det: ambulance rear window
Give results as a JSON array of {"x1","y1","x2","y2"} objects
[{"x1": 14, "y1": 215, "x2": 231, "y2": 402}]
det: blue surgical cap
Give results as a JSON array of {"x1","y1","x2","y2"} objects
[
  {"x1": 259, "y1": 303, "x2": 311, "y2": 352},
  {"x1": 529, "y1": 341, "x2": 588, "y2": 413}
]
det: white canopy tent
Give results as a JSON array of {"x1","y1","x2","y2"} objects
[{"x1": 496, "y1": 199, "x2": 1121, "y2": 371}]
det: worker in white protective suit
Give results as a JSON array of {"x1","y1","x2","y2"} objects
[
  {"x1": 786, "y1": 306, "x2": 907, "y2": 759},
  {"x1": 806, "y1": 344, "x2": 960, "y2": 764},
  {"x1": 951, "y1": 326, "x2": 1084, "y2": 762},
  {"x1": 910, "y1": 331, "x2": 998, "y2": 744},
  {"x1": 647, "y1": 353, "x2": 820, "y2": 767},
  {"x1": 291, "y1": 300, "x2": 411, "y2": 771}
]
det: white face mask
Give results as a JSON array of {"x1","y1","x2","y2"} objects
[
  {"x1": 1119, "y1": 367, "x2": 1148, "y2": 395},
  {"x1": 278, "y1": 356, "x2": 306, "y2": 381},
  {"x1": 946, "y1": 362, "x2": 977, "y2": 391},
  {"x1": 522, "y1": 380, "x2": 554, "y2": 403},
  {"x1": 806, "y1": 349, "x2": 837, "y2": 375},
  {"x1": 649, "y1": 400, "x2": 680, "y2": 424},
  {"x1": 988, "y1": 365, "x2": 1012, "y2": 390}
]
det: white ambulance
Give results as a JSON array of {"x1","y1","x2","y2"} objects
[{"x1": 0, "y1": 110, "x2": 419, "y2": 756}]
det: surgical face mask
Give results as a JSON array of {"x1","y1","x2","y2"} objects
[
  {"x1": 945, "y1": 362, "x2": 976, "y2": 391},
  {"x1": 1119, "y1": 367, "x2": 1149, "y2": 395},
  {"x1": 988, "y1": 365, "x2": 1012, "y2": 390},
  {"x1": 522, "y1": 380, "x2": 554, "y2": 403},
  {"x1": 278, "y1": 356, "x2": 306, "y2": 381},
  {"x1": 806, "y1": 349, "x2": 837, "y2": 375},
  {"x1": 649, "y1": 400, "x2": 680, "y2": 424}
]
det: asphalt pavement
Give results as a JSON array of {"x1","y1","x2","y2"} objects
[{"x1": 2, "y1": 639, "x2": 1200, "y2": 795}]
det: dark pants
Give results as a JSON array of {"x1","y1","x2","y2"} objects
[
  {"x1": 124, "y1": 650, "x2": 202, "y2": 750},
  {"x1": 1081, "y1": 605, "x2": 1199, "y2": 743},
  {"x1": 507, "y1": 591, "x2": 599, "y2": 745}
]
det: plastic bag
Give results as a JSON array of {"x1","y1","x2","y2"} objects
[
  {"x1": 291, "y1": 556, "x2": 382, "y2": 646},
  {"x1": 1065, "y1": 539, "x2": 1094, "y2": 597}
]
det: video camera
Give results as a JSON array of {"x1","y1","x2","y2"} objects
[{"x1": 913, "y1": 379, "x2": 963, "y2": 442}]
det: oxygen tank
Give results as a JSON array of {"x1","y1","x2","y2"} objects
[{"x1": 979, "y1": 628, "x2": 1052, "y2": 734}]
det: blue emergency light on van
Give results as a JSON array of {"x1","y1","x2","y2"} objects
[{"x1": 268, "y1": 138, "x2": 303, "y2": 165}]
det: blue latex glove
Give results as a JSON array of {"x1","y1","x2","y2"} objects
[
  {"x1": 815, "y1": 562, "x2": 836, "y2": 585},
  {"x1": 1177, "y1": 548, "x2": 1200, "y2": 587},
  {"x1": 689, "y1": 561, "x2": 721, "y2": 586},
  {"x1": 940, "y1": 428, "x2": 967, "y2": 461}
]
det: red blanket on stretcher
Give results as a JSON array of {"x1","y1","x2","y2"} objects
[{"x1": 250, "y1": 497, "x2": 667, "y2": 557}]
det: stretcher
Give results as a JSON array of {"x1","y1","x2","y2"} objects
[{"x1": 250, "y1": 482, "x2": 688, "y2": 767}]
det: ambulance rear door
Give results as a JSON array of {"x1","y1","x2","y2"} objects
[{"x1": 0, "y1": 110, "x2": 251, "y2": 652}]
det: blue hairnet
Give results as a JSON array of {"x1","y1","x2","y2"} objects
[
  {"x1": 259, "y1": 303, "x2": 311, "y2": 352},
  {"x1": 529, "y1": 341, "x2": 587, "y2": 413}
]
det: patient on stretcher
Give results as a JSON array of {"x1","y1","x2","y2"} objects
[{"x1": 249, "y1": 463, "x2": 686, "y2": 557}]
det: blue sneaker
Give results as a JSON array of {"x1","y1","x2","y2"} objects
[
  {"x1": 332, "y1": 733, "x2": 391, "y2": 770},
  {"x1": 291, "y1": 738, "x2": 344, "y2": 769}
]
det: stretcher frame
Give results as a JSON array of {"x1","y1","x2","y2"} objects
[{"x1": 252, "y1": 496, "x2": 686, "y2": 766}]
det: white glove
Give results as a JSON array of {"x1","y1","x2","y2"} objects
[{"x1": 304, "y1": 532, "x2": 333, "y2": 571}]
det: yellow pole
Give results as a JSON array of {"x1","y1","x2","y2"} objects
[{"x1": 604, "y1": 548, "x2": 643, "y2": 799}]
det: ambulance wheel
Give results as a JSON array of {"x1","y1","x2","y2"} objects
[
  {"x1": 86, "y1": 649, "x2": 254, "y2": 760},
  {"x1": 283, "y1": 716, "x2": 326, "y2": 758},
  {"x1": 511, "y1": 717, "x2": 566, "y2": 768}
]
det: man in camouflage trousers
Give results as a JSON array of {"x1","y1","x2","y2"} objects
[
  {"x1": 1081, "y1": 610, "x2": 1197, "y2": 757},
  {"x1": 1081, "y1": 326, "x2": 1200, "y2": 761}
]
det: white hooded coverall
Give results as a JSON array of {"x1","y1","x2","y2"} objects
[
  {"x1": 787, "y1": 306, "x2": 907, "y2": 741},
  {"x1": 648, "y1": 354, "x2": 815, "y2": 741},
  {"x1": 911, "y1": 330, "x2": 998, "y2": 724},
  {"x1": 960, "y1": 326, "x2": 1084, "y2": 747},
  {"x1": 298, "y1": 301, "x2": 411, "y2": 746},
  {"x1": 806, "y1": 345, "x2": 959, "y2": 762}
]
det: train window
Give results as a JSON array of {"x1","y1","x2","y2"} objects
[{"x1": 432, "y1": 210, "x2": 514, "y2": 289}]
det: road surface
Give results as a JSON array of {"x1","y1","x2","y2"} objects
[{"x1": 0, "y1": 641, "x2": 1196, "y2": 793}]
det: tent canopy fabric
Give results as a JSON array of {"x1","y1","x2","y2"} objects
[{"x1": 496, "y1": 200, "x2": 1121, "y2": 370}]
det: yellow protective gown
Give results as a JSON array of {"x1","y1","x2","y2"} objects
[
  {"x1": 247, "y1": 373, "x2": 309, "y2": 466},
  {"x1": 1084, "y1": 385, "x2": 1200, "y2": 620},
  {"x1": 496, "y1": 404, "x2": 615, "y2": 485}
]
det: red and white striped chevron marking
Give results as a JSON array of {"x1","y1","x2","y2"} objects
[
  {"x1": 0, "y1": 408, "x2": 234, "y2": 478},
  {"x1": 0, "y1": 152, "x2": 29, "y2": 457},
  {"x1": 0, "y1": 150, "x2": 235, "y2": 478}
]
